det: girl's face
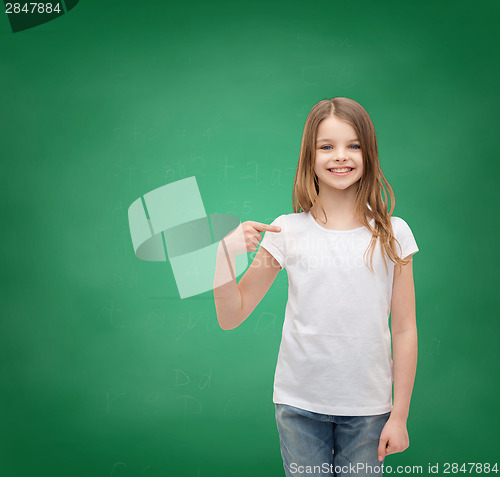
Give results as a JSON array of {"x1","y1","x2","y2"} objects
[{"x1": 313, "y1": 115, "x2": 364, "y2": 193}]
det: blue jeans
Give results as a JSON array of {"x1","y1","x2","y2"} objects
[{"x1": 275, "y1": 403, "x2": 391, "y2": 477}]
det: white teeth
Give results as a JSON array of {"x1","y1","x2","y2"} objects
[{"x1": 329, "y1": 168, "x2": 352, "y2": 173}]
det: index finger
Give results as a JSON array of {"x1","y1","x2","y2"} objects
[{"x1": 249, "y1": 221, "x2": 281, "y2": 233}]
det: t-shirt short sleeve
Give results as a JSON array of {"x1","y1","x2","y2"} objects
[
  {"x1": 393, "y1": 217, "x2": 419, "y2": 259},
  {"x1": 259, "y1": 214, "x2": 286, "y2": 269}
]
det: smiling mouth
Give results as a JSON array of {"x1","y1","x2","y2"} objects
[
  {"x1": 328, "y1": 168, "x2": 354, "y2": 175},
  {"x1": 328, "y1": 168, "x2": 353, "y2": 172}
]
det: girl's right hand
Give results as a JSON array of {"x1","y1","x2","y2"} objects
[{"x1": 222, "y1": 221, "x2": 281, "y2": 255}]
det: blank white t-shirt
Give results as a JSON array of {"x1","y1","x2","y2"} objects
[{"x1": 259, "y1": 210, "x2": 419, "y2": 416}]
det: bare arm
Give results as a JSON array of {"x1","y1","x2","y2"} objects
[
  {"x1": 378, "y1": 254, "x2": 418, "y2": 461},
  {"x1": 213, "y1": 239, "x2": 244, "y2": 330},
  {"x1": 391, "y1": 255, "x2": 418, "y2": 422},
  {"x1": 213, "y1": 222, "x2": 282, "y2": 330}
]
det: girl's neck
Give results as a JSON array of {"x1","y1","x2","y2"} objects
[{"x1": 311, "y1": 187, "x2": 362, "y2": 229}]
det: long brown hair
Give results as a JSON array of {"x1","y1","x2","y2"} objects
[{"x1": 292, "y1": 97, "x2": 411, "y2": 273}]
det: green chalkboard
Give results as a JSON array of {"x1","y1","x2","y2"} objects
[{"x1": 1, "y1": 0, "x2": 499, "y2": 476}]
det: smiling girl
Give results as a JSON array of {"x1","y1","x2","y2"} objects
[{"x1": 213, "y1": 97, "x2": 419, "y2": 476}]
